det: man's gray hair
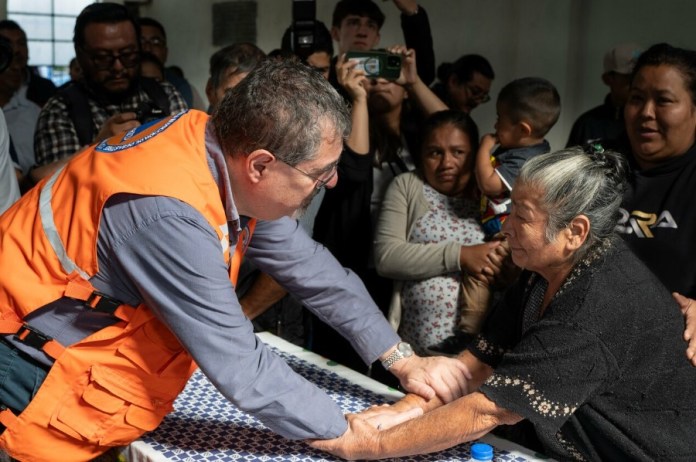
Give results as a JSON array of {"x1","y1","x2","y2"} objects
[
  {"x1": 212, "y1": 58, "x2": 350, "y2": 165},
  {"x1": 516, "y1": 147, "x2": 627, "y2": 261}
]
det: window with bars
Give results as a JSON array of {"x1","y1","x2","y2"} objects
[{"x1": 7, "y1": 0, "x2": 93, "y2": 85}]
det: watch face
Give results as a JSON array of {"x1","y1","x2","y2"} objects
[{"x1": 398, "y1": 342, "x2": 414, "y2": 357}]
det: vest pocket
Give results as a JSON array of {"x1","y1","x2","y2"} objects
[
  {"x1": 49, "y1": 365, "x2": 173, "y2": 446},
  {"x1": 117, "y1": 318, "x2": 188, "y2": 375}
]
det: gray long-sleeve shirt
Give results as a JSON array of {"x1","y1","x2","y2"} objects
[{"x1": 14, "y1": 120, "x2": 400, "y2": 440}]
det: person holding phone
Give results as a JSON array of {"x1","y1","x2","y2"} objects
[
  {"x1": 312, "y1": 44, "x2": 453, "y2": 375},
  {"x1": 327, "y1": 0, "x2": 435, "y2": 100}
]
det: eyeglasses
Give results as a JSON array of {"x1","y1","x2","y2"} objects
[
  {"x1": 466, "y1": 83, "x2": 491, "y2": 103},
  {"x1": 277, "y1": 157, "x2": 339, "y2": 189},
  {"x1": 141, "y1": 37, "x2": 166, "y2": 47},
  {"x1": 81, "y1": 48, "x2": 140, "y2": 71}
]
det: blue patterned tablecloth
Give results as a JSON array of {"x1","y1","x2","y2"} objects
[{"x1": 124, "y1": 333, "x2": 548, "y2": 462}]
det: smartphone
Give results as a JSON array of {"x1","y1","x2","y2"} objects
[{"x1": 345, "y1": 50, "x2": 402, "y2": 80}]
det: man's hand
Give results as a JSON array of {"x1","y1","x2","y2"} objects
[
  {"x1": 672, "y1": 292, "x2": 696, "y2": 366},
  {"x1": 308, "y1": 414, "x2": 381, "y2": 460},
  {"x1": 94, "y1": 112, "x2": 140, "y2": 143},
  {"x1": 388, "y1": 354, "x2": 471, "y2": 403},
  {"x1": 392, "y1": 0, "x2": 419, "y2": 16}
]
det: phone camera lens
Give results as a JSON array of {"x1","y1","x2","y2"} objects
[{"x1": 387, "y1": 56, "x2": 401, "y2": 67}]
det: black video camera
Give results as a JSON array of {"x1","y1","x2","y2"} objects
[
  {"x1": 290, "y1": 0, "x2": 317, "y2": 61},
  {"x1": 135, "y1": 100, "x2": 165, "y2": 124},
  {"x1": 0, "y1": 36, "x2": 13, "y2": 74}
]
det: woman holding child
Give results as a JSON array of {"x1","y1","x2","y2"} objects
[
  {"x1": 311, "y1": 147, "x2": 696, "y2": 461},
  {"x1": 373, "y1": 110, "x2": 504, "y2": 355}
]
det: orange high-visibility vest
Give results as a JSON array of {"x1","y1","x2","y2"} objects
[{"x1": 0, "y1": 110, "x2": 254, "y2": 461}]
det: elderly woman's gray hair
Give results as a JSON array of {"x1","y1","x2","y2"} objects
[
  {"x1": 212, "y1": 58, "x2": 350, "y2": 166},
  {"x1": 516, "y1": 146, "x2": 627, "y2": 261}
]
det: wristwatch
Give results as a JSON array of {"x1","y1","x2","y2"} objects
[{"x1": 381, "y1": 342, "x2": 414, "y2": 370}]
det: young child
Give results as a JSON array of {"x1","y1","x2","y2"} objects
[
  {"x1": 427, "y1": 77, "x2": 560, "y2": 357},
  {"x1": 476, "y1": 77, "x2": 561, "y2": 239}
]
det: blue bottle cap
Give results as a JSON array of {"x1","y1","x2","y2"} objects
[{"x1": 471, "y1": 442, "x2": 494, "y2": 460}]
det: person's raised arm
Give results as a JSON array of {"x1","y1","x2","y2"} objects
[
  {"x1": 337, "y1": 54, "x2": 369, "y2": 155},
  {"x1": 392, "y1": 0, "x2": 419, "y2": 18},
  {"x1": 388, "y1": 45, "x2": 447, "y2": 117},
  {"x1": 392, "y1": 0, "x2": 435, "y2": 85},
  {"x1": 475, "y1": 133, "x2": 506, "y2": 197}
]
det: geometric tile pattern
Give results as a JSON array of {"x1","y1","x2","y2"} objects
[{"x1": 136, "y1": 346, "x2": 536, "y2": 461}]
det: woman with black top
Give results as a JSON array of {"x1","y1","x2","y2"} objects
[{"x1": 616, "y1": 42, "x2": 696, "y2": 365}]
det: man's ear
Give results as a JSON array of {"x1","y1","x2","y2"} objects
[
  {"x1": 205, "y1": 78, "x2": 215, "y2": 106},
  {"x1": 565, "y1": 215, "x2": 590, "y2": 251},
  {"x1": 447, "y1": 74, "x2": 459, "y2": 89},
  {"x1": 330, "y1": 26, "x2": 340, "y2": 43},
  {"x1": 246, "y1": 150, "x2": 275, "y2": 184},
  {"x1": 601, "y1": 72, "x2": 613, "y2": 86}
]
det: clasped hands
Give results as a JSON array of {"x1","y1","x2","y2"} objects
[
  {"x1": 309, "y1": 353, "x2": 471, "y2": 459},
  {"x1": 308, "y1": 387, "x2": 427, "y2": 460}
]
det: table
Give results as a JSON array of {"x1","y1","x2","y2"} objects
[{"x1": 123, "y1": 332, "x2": 551, "y2": 461}]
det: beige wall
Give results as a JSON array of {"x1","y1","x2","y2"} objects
[{"x1": 34, "y1": 0, "x2": 696, "y2": 149}]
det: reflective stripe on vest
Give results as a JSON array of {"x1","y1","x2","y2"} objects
[{"x1": 39, "y1": 166, "x2": 90, "y2": 281}]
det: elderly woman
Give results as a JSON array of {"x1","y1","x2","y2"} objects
[
  {"x1": 617, "y1": 43, "x2": 696, "y2": 365},
  {"x1": 311, "y1": 147, "x2": 696, "y2": 461}
]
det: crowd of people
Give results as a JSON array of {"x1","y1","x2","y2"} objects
[{"x1": 0, "y1": 0, "x2": 695, "y2": 461}]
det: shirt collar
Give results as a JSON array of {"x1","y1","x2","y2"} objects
[
  {"x1": 3, "y1": 85, "x2": 32, "y2": 111},
  {"x1": 204, "y1": 119, "x2": 242, "y2": 234}
]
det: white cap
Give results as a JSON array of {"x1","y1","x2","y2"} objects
[{"x1": 603, "y1": 43, "x2": 643, "y2": 74}]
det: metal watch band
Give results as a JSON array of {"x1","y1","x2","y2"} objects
[{"x1": 381, "y1": 348, "x2": 403, "y2": 370}]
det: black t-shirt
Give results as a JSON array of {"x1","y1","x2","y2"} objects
[
  {"x1": 618, "y1": 143, "x2": 696, "y2": 298},
  {"x1": 565, "y1": 94, "x2": 625, "y2": 148},
  {"x1": 470, "y1": 239, "x2": 696, "y2": 461}
]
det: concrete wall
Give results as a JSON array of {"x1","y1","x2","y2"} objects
[{"x1": 134, "y1": 0, "x2": 695, "y2": 149}]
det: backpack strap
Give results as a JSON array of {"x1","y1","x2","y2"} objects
[{"x1": 59, "y1": 82, "x2": 94, "y2": 147}]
